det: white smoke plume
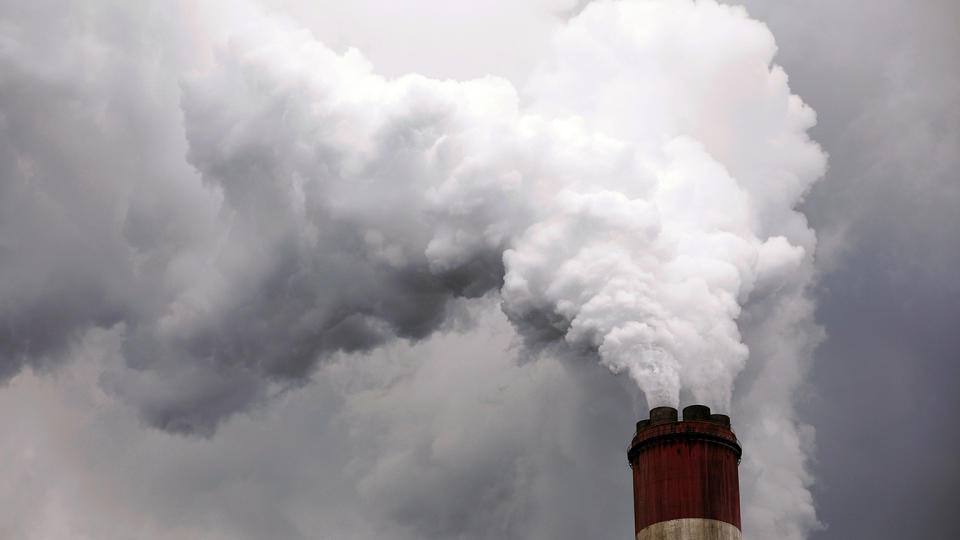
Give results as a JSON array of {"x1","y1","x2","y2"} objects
[
  {"x1": 0, "y1": 0, "x2": 825, "y2": 536},
  {"x1": 167, "y1": 0, "x2": 822, "y2": 415}
]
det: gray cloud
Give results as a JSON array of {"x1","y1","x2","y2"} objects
[
  {"x1": 0, "y1": 1, "x2": 193, "y2": 377},
  {"x1": 2, "y1": 2, "x2": 823, "y2": 537},
  {"x1": 3, "y1": 0, "x2": 825, "y2": 449},
  {"x1": 0, "y1": 301, "x2": 643, "y2": 540},
  {"x1": 3, "y1": 1, "x2": 513, "y2": 435}
]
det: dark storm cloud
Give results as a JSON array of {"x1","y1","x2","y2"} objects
[{"x1": 731, "y1": 0, "x2": 960, "y2": 537}]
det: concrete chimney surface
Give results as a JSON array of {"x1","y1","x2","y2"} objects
[{"x1": 635, "y1": 519, "x2": 741, "y2": 540}]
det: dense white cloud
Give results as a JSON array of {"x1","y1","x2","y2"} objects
[{"x1": 0, "y1": 0, "x2": 833, "y2": 538}]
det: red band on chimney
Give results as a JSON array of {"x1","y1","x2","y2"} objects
[{"x1": 628, "y1": 412, "x2": 742, "y2": 534}]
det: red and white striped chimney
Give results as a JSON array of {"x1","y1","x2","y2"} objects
[{"x1": 627, "y1": 405, "x2": 742, "y2": 539}]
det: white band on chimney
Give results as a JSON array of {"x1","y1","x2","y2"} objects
[{"x1": 636, "y1": 518, "x2": 741, "y2": 540}]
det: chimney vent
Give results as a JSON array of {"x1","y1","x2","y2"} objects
[{"x1": 628, "y1": 405, "x2": 742, "y2": 539}]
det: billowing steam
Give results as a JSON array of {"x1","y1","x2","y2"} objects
[
  {"x1": 0, "y1": 0, "x2": 823, "y2": 433},
  {"x1": 0, "y1": 0, "x2": 828, "y2": 536}
]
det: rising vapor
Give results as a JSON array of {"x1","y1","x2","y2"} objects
[{"x1": 0, "y1": 0, "x2": 825, "y2": 536}]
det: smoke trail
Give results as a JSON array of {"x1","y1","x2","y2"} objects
[
  {"x1": 165, "y1": 0, "x2": 821, "y2": 422},
  {"x1": 504, "y1": 0, "x2": 826, "y2": 411},
  {"x1": 0, "y1": 0, "x2": 827, "y2": 536},
  {"x1": 0, "y1": 0, "x2": 823, "y2": 429}
]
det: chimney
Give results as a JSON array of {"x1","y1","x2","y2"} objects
[{"x1": 627, "y1": 405, "x2": 742, "y2": 539}]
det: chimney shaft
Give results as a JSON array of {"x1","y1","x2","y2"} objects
[{"x1": 627, "y1": 405, "x2": 742, "y2": 540}]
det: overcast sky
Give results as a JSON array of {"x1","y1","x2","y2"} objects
[
  {"x1": 737, "y1": 2, "x2": 960, "y2": 538},
  {"x1": 0, "y1": 1, "x2": 957, "y2": 539}
]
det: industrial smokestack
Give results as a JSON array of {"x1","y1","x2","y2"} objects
[{"x1": 628, "y1": 405, "x2": 742, "y2": 539}]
